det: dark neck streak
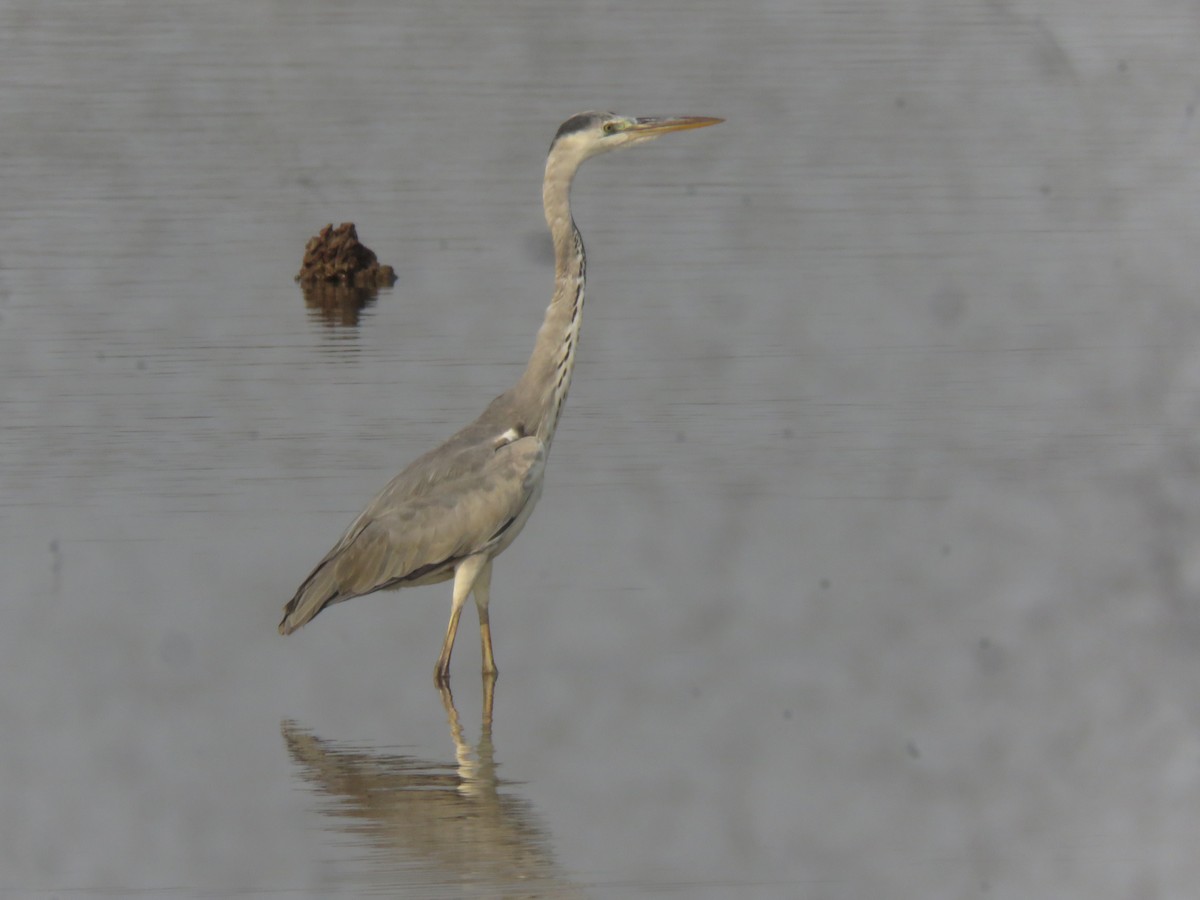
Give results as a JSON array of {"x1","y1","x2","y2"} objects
[{"x1": 514, "y1": 153, "x2": 588, "y2": 447}]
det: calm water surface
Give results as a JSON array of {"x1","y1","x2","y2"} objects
[{"x1": 3, "y1": 1, "x2": 1200, "y2": 897}]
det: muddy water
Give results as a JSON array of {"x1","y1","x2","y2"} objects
[{"x1": 3, "y1": 1, "x2": 1199, "y2": 897}]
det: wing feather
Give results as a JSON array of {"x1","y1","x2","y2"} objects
[{"x1": 279, "y1": 434, "x2": 544, "y2": 634}]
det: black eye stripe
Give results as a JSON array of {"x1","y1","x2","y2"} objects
[
  {"x1": 550, "y1": 111, "x2": 622, "y2": 149},
  {"x1": 553, "y1": 113, "x2": 597, "y2": 142}
]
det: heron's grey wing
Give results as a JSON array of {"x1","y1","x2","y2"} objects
[
  {"x1": 279, "y1": 435, "x2": 544, "y2": 633},
  {"x1": 362, "y1": 434, "x2": 545, "y2": 585}
]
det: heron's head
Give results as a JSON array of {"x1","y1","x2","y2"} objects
[{"x1": 549, "y1": 111, "x2": 723, "y2": 166}]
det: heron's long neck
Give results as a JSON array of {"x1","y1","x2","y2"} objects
[{"x1": 516, "y1": 152, "x2": 587, "y2": 445}]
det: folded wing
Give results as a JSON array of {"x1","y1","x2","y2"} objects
[{"x1": 279, "y1": 434, "x2": 544, "y2": 634}]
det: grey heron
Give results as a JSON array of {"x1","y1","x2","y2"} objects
[{"x1": 279, "y1": 111, "x2": 722, "y2": 682}]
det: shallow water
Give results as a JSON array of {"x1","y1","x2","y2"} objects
[{"x1": 3, "y1": 1, "x2": 1200, "y2": 897}]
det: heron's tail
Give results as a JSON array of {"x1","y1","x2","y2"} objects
[{"x1": 278, "y1": 562, "x2": 342, "y2": 635}]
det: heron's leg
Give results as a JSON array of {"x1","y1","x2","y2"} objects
[
  {"x1": 472, "y1": 557, "x2": 498, "y2": 677},
  {"x1": 481, "y1": 668, "x2": 496, "y2": 724},
  {"x1": 435, "y1": 554, "x2": 488, "y2": 684}
]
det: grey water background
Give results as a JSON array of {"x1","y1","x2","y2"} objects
[{"x1": 2, "y1": 1, "x2": 1199, "y2": 897}]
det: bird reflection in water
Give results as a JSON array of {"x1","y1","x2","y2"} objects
[{"x1": 281, "y1": 679, "x2": 585, "y2": 897}]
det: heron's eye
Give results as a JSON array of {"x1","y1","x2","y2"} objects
[{"x1": 602, "y1": 121, "x2": 619, "y2": 135}]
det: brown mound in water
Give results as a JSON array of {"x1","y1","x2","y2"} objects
[
  {"x1": 296, "y1": 223, "x2": 397, "y2": 326},
  {"x1": 296, "y1": 222, "x2": 397, "y2": 289}
]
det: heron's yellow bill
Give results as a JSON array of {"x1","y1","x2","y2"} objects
[{"x1": 628, "y1": 116, "x2": 725, "y2": 136}]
